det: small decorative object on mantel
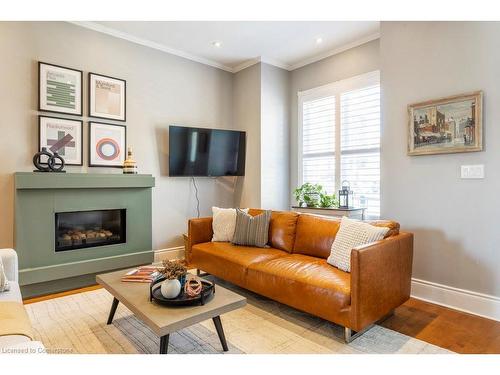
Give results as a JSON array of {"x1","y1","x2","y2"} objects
[
  {"x1": 338, "y1": 180, "x2": 353, "y2": 209},
  {"x1": 122, "y1": 147, "x2": 138, "y2": 174},
  {"x1": 33, "y1": 147, "x2": 66, "y2": 173}
]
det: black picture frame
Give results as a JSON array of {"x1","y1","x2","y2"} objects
[
  {"x1": 88, "y1": 121, "x2": 127, "y2": 168},
  {"x1": 38, "y1": 115, "x2": 84, "y2": 166},
  {"x1": 88, "y1": 72, "x2": 127, "y2": 122},
  {"x1": 38, "y1": 61, "x2": 83, "y2": 116}
]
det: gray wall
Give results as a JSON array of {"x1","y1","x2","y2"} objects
[
  {"x1": 261, "y1": 63, "x2": 290, "y2": 210},
  {"x1": 0, "y1": 22, "x2": 234, "y2": 250},
  {"x1": 289, "y1": 39, "x2": 380, "y2": 203},
  {"x1": 381, "y1": 22, "x2": 500, "y2": 297},
  {"x1": 232, "y1": 63, "x2": 262, "y2": 208}
]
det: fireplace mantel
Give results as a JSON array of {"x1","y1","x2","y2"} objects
[
  {"x1": 15, "y1": 172, "x2": 155, "y2": 190},
  {"x1": 14, "y1": 172, "x2": 155, "y2": 298}
]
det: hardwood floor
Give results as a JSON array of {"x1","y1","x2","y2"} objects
[
  {"x1": 380, "y1": 298, "x2": 500, "y2": 354},
  {"x1": 23, "y1": 287, "x2": 500, "y2": 354}
]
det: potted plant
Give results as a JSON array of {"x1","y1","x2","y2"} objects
[
  {"x1": 293, "y1": 183, "x2": 323, "y2": 207},
  {"x1": 158, "y1": 260, "x2": 187, "y2": 299},
  {"x1": 319, "y1": 192, "x2": 339, "y2": 208}
]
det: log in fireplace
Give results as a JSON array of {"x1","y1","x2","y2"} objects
[{"x1": 55, "y1": 209, "x2": 126, "y2": 252}]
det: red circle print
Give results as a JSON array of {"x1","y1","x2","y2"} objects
[{"x1": 96, "y1": 138, "x2": 120, "y2": 161}]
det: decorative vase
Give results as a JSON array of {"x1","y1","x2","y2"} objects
[
  {"x1": 160, "y1": 278, "x2": 181, "y2": 299},
  {"x1": 123, "y1": 147, "x2": 138, "y2": 174}
]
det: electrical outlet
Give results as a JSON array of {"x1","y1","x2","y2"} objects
[{"x1": 461, "y1": 165, "x2": 485, "y2": 179}]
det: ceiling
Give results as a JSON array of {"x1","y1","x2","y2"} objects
[{"x1": 74, "y1": 21, "x2": 380, "y2": 72}]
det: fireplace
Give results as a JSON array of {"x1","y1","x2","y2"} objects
[{"x1": 55, "y1": 209, "x2": 126, "y2": 252}]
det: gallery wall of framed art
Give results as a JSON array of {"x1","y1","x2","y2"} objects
[{"x1": 37, "y1": 60, "x2": 128, "y2": 168}]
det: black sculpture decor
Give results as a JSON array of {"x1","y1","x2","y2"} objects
[{"x1": 33, "y1": 147, "x2": 66, "y2": 173}]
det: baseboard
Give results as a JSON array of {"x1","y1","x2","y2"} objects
[
  {"x1": 411, "y1": 278, "x2": 500, "y2": 322},
  {"x1": 154, "y1": 246, "x2": 185, "y2": 262}
]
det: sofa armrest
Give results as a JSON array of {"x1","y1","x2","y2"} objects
[
  {"x1": 0, "y1": 249, "x2": 18, "y2": 283},
  {"x1": 186, "y1": 217, "x2": 213, "y2": 265},
  {"x1": 349, "y1": 232, "x2": 413, "y2": 332}
]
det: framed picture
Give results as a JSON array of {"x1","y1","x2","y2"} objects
[
  {"x1": 408, "y1": 91, "x2": 483, "y2": 156},
  {"x1": 89, "y1": 73, "x2": 126, "y2": 121},
  {"x1": 39, "y1": 116, "x2": 83, "y2": 166},
  {"x1": 39, "y1": 62, "x2": 83, "y2": 116},
  {"x1": 88, "y1": 122, "x2": 126, "y2": 167}
]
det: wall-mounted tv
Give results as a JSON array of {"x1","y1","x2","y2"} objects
[{"x1": 168, "y1": 125, "x2": 246, "y2": 177}]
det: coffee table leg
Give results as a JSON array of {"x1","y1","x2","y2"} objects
[
  {"x1": 212, "y1": 316, "x2": 228, "y2": 352},
  {"x1": 160, "y1": 334, "x2": 170, "y2": 354},
  {"x1": 107, "y1": 297, "x2": 119, "y2": 325}
]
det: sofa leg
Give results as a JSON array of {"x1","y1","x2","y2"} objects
[
  {"x1": 196, "y1": 269, "x2": 210, "y2": 277},
  {"x1": 343, "y1": 325, "x2": 373, "y2": 344}
]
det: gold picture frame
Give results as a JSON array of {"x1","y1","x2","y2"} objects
[{"x1": 408, "y1": 91, "x2": 483, "y2": 156}]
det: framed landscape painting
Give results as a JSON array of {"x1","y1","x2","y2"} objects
[
  {"x1": 39, "y1": 62, "x2": 83, "y2": 116},
  {"x1": 39, "y1": 116, "x2": 83, "y2": 166},
  {"x1": 89, "y1": 122, "x2": 126, "y2": 167},
  {"x1": 408, "y1": 91, "x2": 483, "y2": 156},
  {"x1": 89, "y1": 73, "x2": 126, "y2": 122}
]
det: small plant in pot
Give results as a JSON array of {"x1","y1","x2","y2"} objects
[
  {"x1": 158, "y1": 260, "x2": 187, "y2": 299},
  {"x1": 319, "y1": 192, "x2": 339, "y2": 208},
  {"x1": 293, "y1": 183, "x2": 323, "y2": 207}
]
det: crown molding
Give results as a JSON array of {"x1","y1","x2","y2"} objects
[
  {"x1": 69, "y1": 21, "x2": 235, "y2": 73},
  {"x1": 69, "y1": 22, "x2": 379, "y2": 74},
  {"x1": 288, "y1": 32, "x2": 380, "y2": 71}
]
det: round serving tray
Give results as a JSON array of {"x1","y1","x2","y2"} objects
[{"x1": 150, "y1": 275, "x2": 215, "y2": 307}]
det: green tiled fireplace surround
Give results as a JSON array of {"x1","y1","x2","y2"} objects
[{"x1": 15, "y1": 172, "x2": 155, "y2": 298}]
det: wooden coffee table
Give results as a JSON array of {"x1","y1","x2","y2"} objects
[{"x1": 96, "y1": 269, "x2": 247, "y2": 354}]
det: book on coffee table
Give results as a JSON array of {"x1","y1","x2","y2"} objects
[{"x1": 121, "y1": 265, "x2": 160, "y2": 283}]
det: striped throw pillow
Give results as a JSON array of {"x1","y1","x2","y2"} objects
[{"x1": 232, "y1": 209, "x2": 271, "y2": 248}]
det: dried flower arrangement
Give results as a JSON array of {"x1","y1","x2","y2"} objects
[{"x1": 158, "y1": 260, "x2": 187, "y2": 280}]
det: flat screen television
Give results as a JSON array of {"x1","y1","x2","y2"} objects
[{"x1": 169, "y1": 125, "x2": 246, "y2": 177}]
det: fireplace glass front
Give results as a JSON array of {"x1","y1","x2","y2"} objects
[{"x1": 55, "y1": 209, "x2": 126, "y2": 252}]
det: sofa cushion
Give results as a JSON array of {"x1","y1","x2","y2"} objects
[
  {"x1": 292, "y1": 214, "x2": 341, "y2": 259},
  {"x1": 232, "y1": 209, "x2": 271, "y2": 247},
  {"x1": 246, "y1": 254, "x2": 351, "y2": 325},
  {"x1": 0, "y1": 281, "x2": 22, "y2": 303},
  {"x1": 191, "y1": 242, "x2": 288, "y2": 287},
  {"x1": 248, "y1": 209, "x2": 299, "y2": 252}
]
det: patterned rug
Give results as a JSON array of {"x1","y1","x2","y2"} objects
[{"x1": 25, "y1": 278, "x2": 452, "y2": 354}]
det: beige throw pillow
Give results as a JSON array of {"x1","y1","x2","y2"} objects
[
  {"x1": 327, "y1": 216, "x2": 389, "y2": 272},
  {"x1": 232, "y1": 209, "x2": 271, "y2": 248},
  {"x1": 212, "y1": 207, "x2": 249, "y2": 242}
]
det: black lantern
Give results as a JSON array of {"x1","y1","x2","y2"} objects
[{"x1": 338, "y1": 180, "x2": 353, "y2": 209}]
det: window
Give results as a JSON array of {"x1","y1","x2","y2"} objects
[{"x1": 298, "y1": 71, "x2": 380, "y2": 218}]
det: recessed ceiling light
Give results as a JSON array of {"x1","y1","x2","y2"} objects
[
  {"x1": 316, "y1": 37, "x2": 323, "y2": 45},
  {"x1": 212, "y1": 41, "x2": 222, "y2": 48}
]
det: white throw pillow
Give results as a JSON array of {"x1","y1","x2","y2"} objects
[
  {"x1": 212, "y1": 207, "x2": 249, "y2": 242},
  {"x1": 0, "y1": 257, "x2": 10, "y2": 292},
  {"x1": 327, "y1": 216, "x2": 389, "y2": 272}
]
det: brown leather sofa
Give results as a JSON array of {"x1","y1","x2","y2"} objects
[{"x1": 187, "y1": 209, "x2": 413, "y2": 342}]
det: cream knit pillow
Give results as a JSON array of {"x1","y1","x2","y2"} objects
[
  {"x1": 327, "y1": 216, "x2": 389, "y2": 272},
  {"x1": 0, "y1": 257, "x2": 10, "y2": 292},
  {"x1": 212, "y1": 207, "x2": 249, "y2": 242}
]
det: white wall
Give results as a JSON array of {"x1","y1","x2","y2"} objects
[
  {"x1": 261, "y1": 63, "x2": 290, "y2": 210},
  {"x1": 381, "y1": 22, "x2": 500, "y2": 298},
  {"x1": 0, "y1": 21, "x2": 234, "y2": 250},
  {"x1": 289, "y1": 40, "x2": 380, "y2": 204}
]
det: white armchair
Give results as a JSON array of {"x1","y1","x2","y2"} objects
[
  {"x1": 0, "y1": 248, "x2": 45, "y2": 353},
  {"x1": 0, "y1": 248, "x2": 18, "y2": 283}
]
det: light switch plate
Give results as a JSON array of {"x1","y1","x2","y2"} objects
[{"x1": 461, "y1": 164, "x2": 484, "y2": 179}]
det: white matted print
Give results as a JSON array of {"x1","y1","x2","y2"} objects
[
  {"x1": 89, "y1": 73, "x2": 126, "y2": 121},
  {"x1": 39, "y1": 62, "x2": 83, "y2": 116},
  {"x1": 89, "y1": 122, "x2": 126, "y2": 167},
  {"x1": 39, "y1": 116, "x2": 83, "y2": 166}
]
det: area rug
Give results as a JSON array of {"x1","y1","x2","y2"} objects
[{"x1": 25, "y1": 278, "x2": 452, "y2": 354}]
